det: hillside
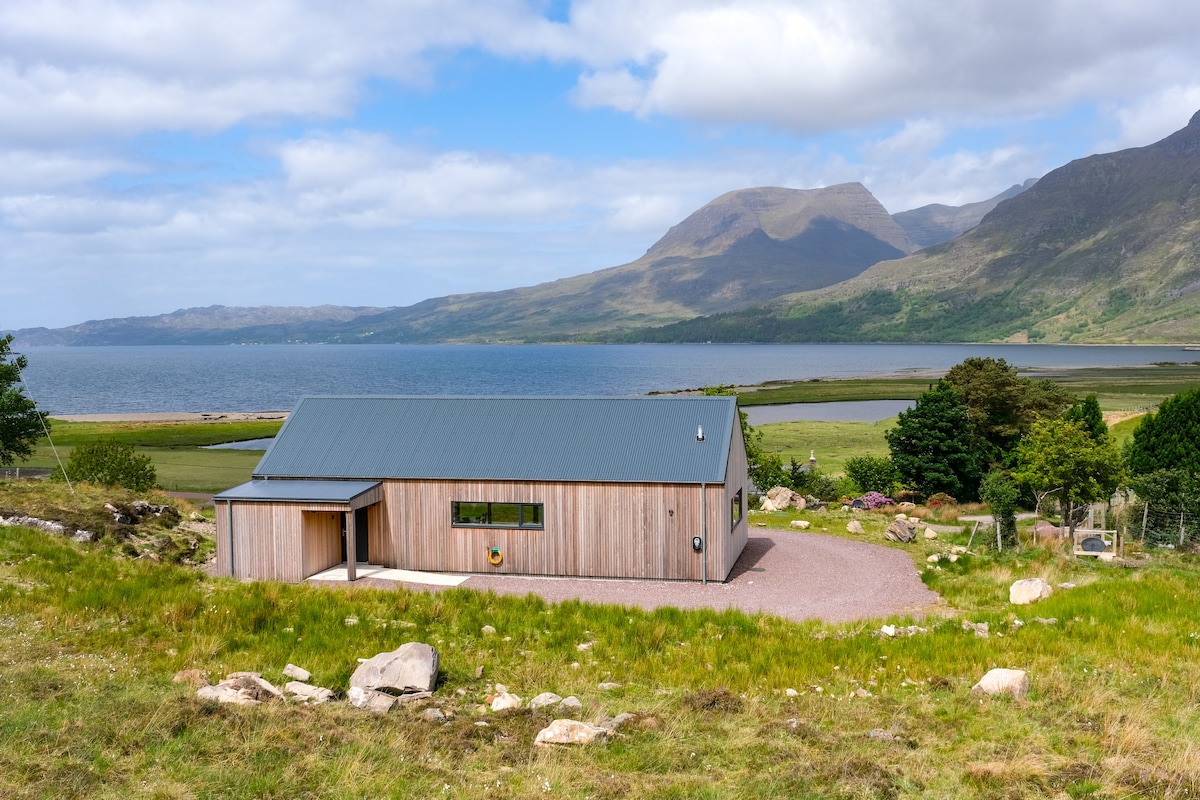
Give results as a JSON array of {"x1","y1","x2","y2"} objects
[
  {"x1": 630, "y1": 110, "x2": 1200, "y2": 344},
  {"x1": 892, "y1": 179, "x2": 1036, "y2": 248},
  {"x1": 8, "y1": 184, "x2": 914, "y2": 345}
]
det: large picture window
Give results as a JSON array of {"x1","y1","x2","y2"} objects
[{"x1": 452, "y1": 501, "x2": 544, "y2": 529}]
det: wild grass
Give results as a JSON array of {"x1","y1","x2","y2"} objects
[{"x1": 6, "y1": 507, "x2": 1200, "y2": 798}]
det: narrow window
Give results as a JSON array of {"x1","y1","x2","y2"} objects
[
  {"x1": 452, "y1": 501, "x2": 544, "y2": 529},
  {"x1": 731, "y1": 489, "x2": 743, "y2": 530}
]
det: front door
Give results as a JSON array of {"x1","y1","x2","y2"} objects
[
  {"x1": 339, "y1": 510, "x2": 371, "y2": 564},
  {"x1": 354, "y1": 506, "x2": 370, "y2": 564}
]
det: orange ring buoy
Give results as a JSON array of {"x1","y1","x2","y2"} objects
[{"x1": 488, "y1": 549, "x2": 503, "y2": 566}]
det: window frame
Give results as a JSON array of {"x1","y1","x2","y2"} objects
[
  {"x1": 731, "y1": 489, "x2": 743, "y2": 530},
  {"x1": 451, "y1": 501, "x2": 544, "y2": 530}
]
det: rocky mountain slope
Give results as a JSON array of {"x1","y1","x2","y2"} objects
[
  {"x1": 631, "y1": 110, "x2": 1200, "y2": 344},
  {"x1": 892, "y1": 179, "x2": 1036, "y2": 248}
]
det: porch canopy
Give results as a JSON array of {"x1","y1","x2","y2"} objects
[{"x1": 215, "y1": 479, "x2": 380, "y2": 507}]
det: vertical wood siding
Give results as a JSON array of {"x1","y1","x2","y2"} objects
[{"x1": 302, "y1": 511, "x2": 342, "y2": 577}]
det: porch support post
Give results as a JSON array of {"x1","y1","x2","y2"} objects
[{"x1": 346, "y1": 509, "x2": 357, "y2": 582}]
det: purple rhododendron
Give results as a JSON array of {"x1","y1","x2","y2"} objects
[{"x1": 857, "y1": 491, "x2": 894, "y2": 509}]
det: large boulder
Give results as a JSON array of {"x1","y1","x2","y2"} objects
[
  {"x1": 761, "y1": 486, "x2": 805, "y2": 511},
  {"x1": 1009, "y1": 578, "x2": 1053, "y2": 605},
  {"x1": 350, "y1": 642, "x2": 439, "y2": 696},
  {"x1": 534, "y1": 719, "x2": 610, "y2": 746},
  {"x1": 885, "y1": 519, "x2": 917, "y2": 543},
  {"x1": 846, "y1": 520, "x2": 865, "y2": 535},
  {"x1": 971, "y1": 668, "x2": 1030, "y2": 700}
]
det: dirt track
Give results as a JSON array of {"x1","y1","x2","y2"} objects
[{"x1": 347, "y1": 531, "x2": 942, "y2": 625}]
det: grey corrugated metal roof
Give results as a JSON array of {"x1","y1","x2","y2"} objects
[
  {"x1": 252, "y1": 396, "x2": 739, "y2": 484},
  {"x1": 214, "y1": 479, "x2": 381, "y2": 503}
]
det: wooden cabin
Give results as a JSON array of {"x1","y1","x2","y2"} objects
[{"x1": 214, "y1": 395, "x2": 749, "y2": 583}]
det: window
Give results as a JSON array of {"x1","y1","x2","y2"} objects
[
  {"x1": 731, "y1": 489, "x2": 743, "y2": 530},
  {"x1": 452, "y1": 501, "x2": 544, "y2": 529}
]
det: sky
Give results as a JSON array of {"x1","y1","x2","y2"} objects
[{"x1": 4, "y1": 1, "x2": 1200, "y2": 330}]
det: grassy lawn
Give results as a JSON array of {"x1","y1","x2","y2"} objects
[
  {"x1": 3, "y1": 500, "x2": 1200, "y2": 798},
  {"x1": 21, "y1": 419, "x2": 284, "y2": 494}
]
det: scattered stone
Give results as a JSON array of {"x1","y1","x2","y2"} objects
[
  {"x1": 962, "y1": 620, "x2": 989, "y2": 638},
  {"x1": 474, "y1": 665, "x2": 485, "y2": 679},
  {"x1": 885, "y1": 519, "x2": 917, "y2": 543},
  {"x1": 529, "y1": 692, "x2": 564, "y2": 709},
  {"x1": 789, "y1": 520, "x2": 811, "y2": 530},
  {"x1": 350, "y1": 642, "x2": 439, "y2": 696},
  {"x1": 344, "y1": 617, "x2": 359, "y2": 626},
  {"x1": 1032, "y1": 520, "x2": 1061, "y2": 540},
  {"x1": 491, "y1": 692, "x2": 522, "y2": 711},
  {"x1": 197, "y1": 673, "x2": 283, "y2": 706},
  {"x1": 395, "y1": 691, "x2": 433, "y2": 705},
  {"x1": 868, "y1": 728, "x2": 899, "y2": 741},
  {"x1": 880, "y1": 625, "x2": 896, "y2": 637},
  {"x1": 853, "y1": 687, "x2": 872, "y2": 698},
  {"x1": 950, "y1": 545, "x2": 968, "y2": 554},
  {"x1": 971, "y1": 668, "x2": 1030, "y2": 700},
  {"x1": 419, "y1": 707, "x2": 447, "y2": 723},
  {"x1": 894, "y1": 513, "x2": 908, "y2": 521},
  {"x1": 926, "y1": 554, "x2": 940, "y2": 563},
  {"x1": 173, "y1": 668, "x2": 209, "y2": 688},
  {"x1": 226, "y1": 672, "x2": 284, "y2": 699},
  {"x1": 923, "y1": 528, "x2": 938, "y2": 540},
  {"x1": 285, "y1": 681, "x2": 334, "y2": 704},
  {"x1": 559, "y1": 696, "x2": 583, "y2": 713},
  {"x1": 576, "y1": 641, "x2": 595, "y2": 651},
  {"x1": 534, "y1": 719, "x2": 610, "y2": 746},
  {"x1": 947, "y1": 553, "x2": 959, "y2": 563},
  {"x1": 846, "y1": 520, "x2": 865, "y2": 535},
  {"x1": 598, "y1": 682, "x2": 622, "y2": 691},
  {"x1": 494, "y1": 683, "x2": 508, "y2": 694},
  {"x1": 1059, "y1": 582, "x2": 1077, "y2": 589},
  {"x1": 785, "y1": 687, "x2": 800, "y2": 697},
  {"x1": 481, "y1": 625, "x2": 497, "y2": 635},
  {"x1": 608, "y1": 712, "x2": 637, "y2": 730},
  {"x1": 283, "y1": 663, "x2": 311, "y2": 682},
  {"x1": 896, "y1": 502, "x2": 917, "y2": 513},
  {"x1": 1009, "y1": 578, "x2": 1053, "y2": 605},
  {"x1": 1033, "y1": 617, "x2": 1058, "y2": 625},
  {"x1": 348, "y1": 686, "x2": 397, "y2": 715}
]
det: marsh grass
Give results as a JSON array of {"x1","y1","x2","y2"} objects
[{"x1": 8, "y1": 508, "x2": 1200, "y2": 797}]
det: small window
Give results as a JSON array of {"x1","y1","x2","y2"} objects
[
  {"x1": 452, "y1": 501, "x2": 544, "y2": 529},
  {"x1": 731, "y1": 489, "x2": 743, "y2": 530}
]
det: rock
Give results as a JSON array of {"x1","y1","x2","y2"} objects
[
  {"x1": 419, "y1": 707, "x2": 447, "y2": 723},
  {"x1": 1032, "y1": 520, "x2": 1060, "y2": 540},
  {"x1": 962, "y1": 620, "x2": 989, "y2": 638},
  {"x1": 350, "y1": 642, "x2": 439, "y2": 695},
  {"x1": 534, "y1": 719, "x2": 610, "y2": 746},
  {"x1": 597, "y1": 682, "x2": 622, "y2": 691},
  {"x1": 947, "y1": 553, "x2": 959, "y2": 563},
  {"x1": 1009, "y1": 578, "x2": 1053, "y2": 605},
  {"x1": 789, "y1": 520, "x2": 811, "y2": 529},
  {"x1": 765, "y1": 486, "x2": 804, "y2": 510},
  {"x1": 896, "y1": 502, "x2": 917, "y2": 513},
  {"x1": 529, "y1": 692, "x2": 564, "y2": 709},
  {"x1": 226, "y1": 672, "x2": 284, "y2": 699},
  {"x1": 971, "y1": 668, "x2": 1030, "y2": 700},
  {"x1": 197, "y1": 684, "x2": 259, "y2": 706},
  {"x1": 879, "y1": 625, "x2": 896, "y2": 637},
  {"x1": 608, "y1": 712, "x2": 637, "y2": 730},
  {"x1": 785, "y1": 687, "x2": 799, "y2": 696},
  {"x1": 285, "y1": 681, "x2": 334, "y2": 704},
  {"x1": 884, "y1": 519, "x2": 916, "y2": 543},
  {"x1": 348, "y1": 686, "x2": 397, "y2": 714},
  {"x1": 894, "y1": 513, "x2": 908, "y2": 521},
  {"x1": 559, "y1": 696, "x2": 583, "y2": 713},
  {"x1": 846, "y1": 520, "x2": 865, "y2": 535},
  {"x1": 173, "y1": 668, "x2": 209, "y2": 688},
  {"x1": 395, "y1": 691, "x2": 433, "y2": 705},
  {"x1": 491, "y1": 692, "x2": 522, "y2": 711},
  {"x1": 576, "y1": 641, "x2": 595, "y2": 651},
  {"x1": 481, "y1": 625, "x2": 497, "y2": 635},
  {"x1": 1034, "y1": 617, "x2": 1058, "y2": 625},
  {"x1": 494, "y1": 683, "x2": 508, "y2": 694},
  {"x1": 951, "y1": 545, "x2": 968, "y2": 554},
  {"x1": 926, "y1": 554, "x2": 940, "y2": 563},
  {"x1": 868, "y1": 728, "x2": 899, "y2": 741},
  {"x1": 283, "y1": 663, "x2": 311, "y2": 682},
  {"x1": 197, "y1": 673, "x2": 283, "y2": 706},
  {"x1": 923, "y1": 528, "x2": 938, "y2": 539}
]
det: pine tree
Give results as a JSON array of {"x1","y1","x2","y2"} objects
[
  {"x1": 885, "y1": 380, "x2": 982, "y2": 500},
  {"x1": 0, "y1": 334, "x2": 49, "y2": 466}
]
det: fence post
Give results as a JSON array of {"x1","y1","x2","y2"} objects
[
  {"x1": 1181, "y1": 511, "x2": 1187, "y2": 547},
  {"x1": 996, "y1": 520, "x2": 1002, "y2": 552},
  {"x1": 1141, "y1": 503, "x2": 1149, "y2": 542}
]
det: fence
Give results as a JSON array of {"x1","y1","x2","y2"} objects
[{"x1": 0, "y1": 467, "x2": 52, "y2": 480}]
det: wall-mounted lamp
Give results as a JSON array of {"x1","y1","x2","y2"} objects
[{"x1": 695, "y1": 425, "x2": 705, "y2": 442}]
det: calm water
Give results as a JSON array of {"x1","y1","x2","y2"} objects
[{"x1": 15, "y1": 343, "x2": 1194, "y2": 415}]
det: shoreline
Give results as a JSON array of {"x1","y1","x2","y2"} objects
[{"x1": 52, "y1": 411, "x2": 289, "y2": 423}]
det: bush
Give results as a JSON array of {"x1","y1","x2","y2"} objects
[
  {"x1": 59, "y1": 438, "x2": 157, "y2": 492},
  {"x1": 844, "y1": 455, "x2": 900, "y2": 496},
  {"x1": 854, "y1": 491, "x2": 894, "y2": 509}
]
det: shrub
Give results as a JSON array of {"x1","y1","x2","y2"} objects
[
  {"x1": 854, "y1": 491, "x2": 894, "y2": 510},
  {"x1": 59, "y1": 438, "x2": 157, "y2": 492},
  {"x1": 925, "y1": 492, "x2": 958, "y2": 507},
  {"x1": 844, "y1": 455, "x2": 900, "y2": 496}
]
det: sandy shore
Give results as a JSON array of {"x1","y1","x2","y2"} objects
[{"x1": 52, "y1": 411, "x2": 289, "y2": 423}]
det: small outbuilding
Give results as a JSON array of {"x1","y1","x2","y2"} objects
[{"x1": 215, "y1": 395, "x2": 749, "y2": 583}]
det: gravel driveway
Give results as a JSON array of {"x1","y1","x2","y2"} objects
[{"x1": 346, "y1": 531, "x2": 942, "y2": 625}]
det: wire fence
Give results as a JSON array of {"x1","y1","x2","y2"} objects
[{"x1": 1138, "y1": 504, "x2": 1200, "y2": 548}]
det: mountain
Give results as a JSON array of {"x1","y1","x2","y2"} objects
[
  {"x1": 892, "y1": 179, "x2": 1037, "y2": 248},
  {"x1": 10, "y1": 183, "x2": 915, "y2": 345},
  {"x1": 628, "y1": 110, "x2": 1200, "y2": 344}
]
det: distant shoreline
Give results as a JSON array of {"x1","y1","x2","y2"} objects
[{"x1": 52, "y1": 411, "x2": 290, "y2": 424}]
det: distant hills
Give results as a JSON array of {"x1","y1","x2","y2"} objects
[
  {"x1": 7, "y1": 178, "x2": 1038, "y2": 346},
  {"x1": 634, "y1": 110, "x2": 1200, "y2": 344}
]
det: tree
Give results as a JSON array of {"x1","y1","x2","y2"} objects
[
  {"x1": 979, "y1": 468, "x2": 1020, "y2": 546},
  {"x1": 1063, "y1": 394, "x2": 1107, "y2": 442},
  {"x1": 62, "y1": 438, "x2": 157, "y2": 491},
  {"x1": 1014, "y1": 418, "x2": 1123, "y2": 536},
  {"x1": 1125, "y1": 387, "x2": 1200, "y2": 477},
  {"x1": 944, "y1": 357, "x2": 1074, "y2": 466},
  {"x1": 0, "y1": 334, "x2": 49, "y2": 466},
  {"x1": 885, "y1": 380, "x2": 982, "y2": 500},
  {"x1": 844, "y1": 455, "x2": 900, "y2": 496}
]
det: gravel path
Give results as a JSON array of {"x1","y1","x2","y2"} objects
[{"x1": 343, "y1": 531, "x2": 942, "y2": 625}]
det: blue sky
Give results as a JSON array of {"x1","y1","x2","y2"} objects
[{"x1": 3, "y1": 0, "x2": 1200, "y2": 330}]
